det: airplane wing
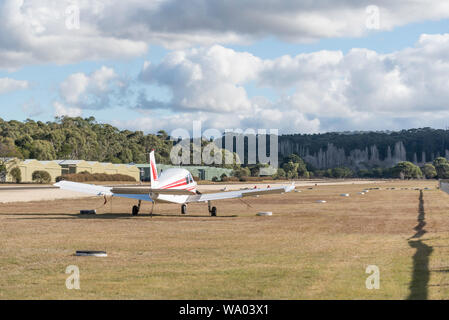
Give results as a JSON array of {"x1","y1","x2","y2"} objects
[
  {"x1": 185, "y1": 183, "x2": 295, "y2": 203},
  {"x1": 54, "y1": 181, "x2": 295, "y2": 203},
  {"x1": 53, "y1": 181, "x2": 113, "y2": 196},
  {"x1": 54, "y1": 181, "x2": 152, "y2": 201},
  {"x1": 53, "y1": 181, "x2": 193, "y2": 202},
  {"x1": 110, "y1": 187, "x2": 193, "y2": 196}
]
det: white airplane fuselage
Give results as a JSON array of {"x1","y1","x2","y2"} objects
[{"x1": 151, "y1": 168, "x2": 197, "y2": 204}]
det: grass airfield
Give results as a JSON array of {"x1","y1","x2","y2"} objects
[{"x1": 1, "y1": 180, "x2": 449, "y2": 299}]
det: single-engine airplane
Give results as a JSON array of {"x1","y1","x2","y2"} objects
[{"x1": 54, "y1": 150, "x2": 295, "y2": 216}]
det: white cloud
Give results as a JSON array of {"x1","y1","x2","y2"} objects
[
  {"x1": 2, "y1": 1, "x2": 449, "y2": 69},
  {"x1": 59, "y1": 73, "x2": 89, "y2": 104},
  {"x1": 0, "y1": 77, "x2": 28, "y2": 94},
  {"x1": 139, "y1": 45, "x2": 261, "y2": 112},
  {"x1": 57, "y1": 66, "x2": 121, "y2": 110},
  {"x1": 0, "y1": 0, "x2": 147, "y2": 70},
  {"x1": 53, "y1": 101, "x2": 82, "y2": 117},
  {"x1": 131, "y1": 33, "x2": 449, "y2": 133},
  {"x1": 97, "y1": 0, "x2": 449, "y2": 48}
]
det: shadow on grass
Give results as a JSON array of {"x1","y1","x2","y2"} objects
[
  {"x1": 407, "y1": 240, "x2": 433, "y2": 300},
  {"x1": 407, "y1": 190, "x2": 433, "y2": 300},
  {"x1": 5, "y1": 212, "x2": 238, "y2": 220}
]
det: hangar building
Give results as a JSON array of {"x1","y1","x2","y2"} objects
[
  {"x1": 54, "y1": 160, "x2": 140, "y2": 181},
  {"x1": 2, "y1": 158, "x2": 62, "y2": 183},
  {"x1": 1, "y1": 158, "x2": 140, "y2": 183},
  {"x1": 135, "y1": 163, "x2": 233, "y2": 182}
]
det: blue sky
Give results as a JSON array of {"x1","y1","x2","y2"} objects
[{"x1": 1, "y1": 1, "x2": 449, "y2": 134}]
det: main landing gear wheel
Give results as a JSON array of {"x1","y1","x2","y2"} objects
[
  {"x1": 181, "y1": 204, "x2": 187, "y2": 215},
  {"x1": 132, "y1": 200, "x2": 142, "y2": 216},
  {"x1": 207, "y1": 200, "x2": 217, "y2": 217}
]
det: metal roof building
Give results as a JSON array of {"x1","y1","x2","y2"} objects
[
  {"x1": 55, "y1": 160, "x2": 140, "y2": 181},
  {"x1": 1, "y1": 158, "x2": 140, "y2": 183},
  {"x1": 3, "y1": 159, "x2": 62, "y2": 183},
  {"x1": 135, "y1": 163, "x2": 233, "y2": 181}
]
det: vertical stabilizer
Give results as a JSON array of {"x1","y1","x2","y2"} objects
[{"x1": 149, "y1": 150, "x2": 158, "y2": 187}]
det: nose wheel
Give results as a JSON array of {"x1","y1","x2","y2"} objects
[{"x1": 181, "y1": 204, "x2": 187, "y2": 215}]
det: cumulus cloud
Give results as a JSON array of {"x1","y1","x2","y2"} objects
[
  {"x1": 0, "y1": 77, "x2": 28, "y2": 94},
  {"x1": 2, "y1": 0, "x2": 449, "y2": 69},
  {"x1": 57, "y1": 66, "x2": 122, "y2": 111},
  {"x1": 0, "y1": 0, "x2": 147, "y2": 70},
  {"x1": 131, "y1": 33, "x2": 449, "y2": 133},
  {"x1": 139, "y1": 46, "x2": 260, "y2": 112},
  {"x1": 59, "y1": 73, "x2": 89, "y2": 104},
  {"x1": 53, "y1": 101, "x2": 82, "y2": 117},
  {"x1": 97, "y1": 0, "x2": 449, "y2": 48}
]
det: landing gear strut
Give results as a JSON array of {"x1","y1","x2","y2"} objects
[
  {"x1": 181, "y1": 204, "x2": 187, "y2": 215},
  {"x1": 208, "y1": 201, "x2": 217, "y2": 217},
  {"x1": 132, "y1": 200, "x2": 142, "y2": 216}
]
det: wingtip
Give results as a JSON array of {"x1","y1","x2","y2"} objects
[{"x1": 285, "y1": 183, "x2": 295, "y2": 193}]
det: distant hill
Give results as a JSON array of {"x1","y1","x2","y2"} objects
[
  {"x1": 1, "y1": 117, "x2": 447, "y2": 170},
  {"x1": 279, "y1": 128, "x2": 449, "y2": 169},
  {"x1": 0, "y1": 117, "x2": 173, "y2": 164}
]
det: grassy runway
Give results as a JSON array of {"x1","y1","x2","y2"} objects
[{"x1": 1, "y1": 180, "x2": 449, "y2": 299}]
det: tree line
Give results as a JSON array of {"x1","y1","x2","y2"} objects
[
  {"x1": 279, "y1": 127, "x2": 449, "y2": 163},
  {"x1": 0, "y1": 116, "x2": 174, "y2": 164},
  {"x1": 271, "y1": 154, "x2": 449, "y2": 180},
  {"x1": 1, "y1": 117, "x2": 448, "y2": 181}
]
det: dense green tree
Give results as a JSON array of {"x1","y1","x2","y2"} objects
[
  {"x1": 0, "y1": 161, "x2": 6, "y2": 182},
  {"x1": 421, "y1": 163, "x2": 437, "y2": 179},
  {"x1": 282, "y1": 161, "x2": 299, "y2": 179},
  {"x1": 282, "y1": 153, "x2": 309, "y2": 178},
  {"x1": 433, "y1": 157, "x2": 449, "y2": 179},
  {"x1": 330, "y1": 167, "x2": 353, "y2": 178},
  {"x1": 392, "y1": 161, "x2": 423, "y2": 179},
  {"x1": 0, "y1": 137, "x2": 22, "y2": 158},
  {"x1": 32, "y1": 170, "x2": 51, "y2": 184},
  {"x1": 232, "y1": 167, "x2": 251, "y2": 179},
  {"x1": 273, "y1": 168, "x2": 286, "y2": 179},
  {"x1": 10, "y1": 167, "x2": 22, "y2": 183},
  {"x1": 30, "y1": 140, "x2": 57, "y2": 160}
]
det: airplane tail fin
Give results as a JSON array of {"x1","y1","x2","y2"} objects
[{"x1": 149, "y1": 150, "x2": 158, "y2": 188}]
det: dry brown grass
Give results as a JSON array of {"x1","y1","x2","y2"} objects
[{"x1": 1, "y1": 180, "x2": 449, "y2": 299}]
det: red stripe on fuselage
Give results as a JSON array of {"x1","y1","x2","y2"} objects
[
  {"x1": 163, "y1": 181, "x2": 188, "y2": 189},
  {"x1": 161, "y1": 178, "x2": 186, "y2": 189}
]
